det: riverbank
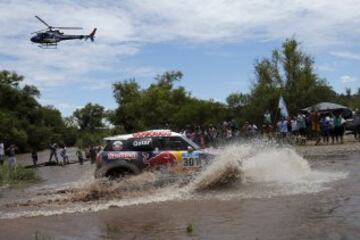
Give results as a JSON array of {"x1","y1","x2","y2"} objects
[{"x1": 295, "y1": 134, "x2": 360, "y2": 157}]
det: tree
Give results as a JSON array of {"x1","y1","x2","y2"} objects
[
  {"x1": 0, "y1": 70, "x2": 75, "y2": 151},
  {"x1": 73, "y1": 103, "x2": 105, "y2": 131},
  {"x1": 111, "y1": 71, "x2": 227, "y2": 131},
  {"x1": 155, "y1": 70, "x2": 183, "y2": 88},
  {"x1": 0, "y1": 70, "x2": 23, "y2": 87},
  {"x1": 242, "y1": 38, "x2": 336, "y2": 124}
]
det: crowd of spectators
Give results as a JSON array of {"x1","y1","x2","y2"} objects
[{"x1": 178, "y1": 109, "x2": 359, "y2": 148}]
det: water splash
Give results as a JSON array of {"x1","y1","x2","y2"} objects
[{"x1": 0, "y1": 142, "x2": 348, "y2": 219}]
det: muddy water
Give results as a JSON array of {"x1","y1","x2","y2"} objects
[{"x1": 0, "y1": 144, "x2": 359, "y2": 240}]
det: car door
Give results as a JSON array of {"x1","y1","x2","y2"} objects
[{"x1": 153, "y1": 136, "x2": 203, "y2": 172}]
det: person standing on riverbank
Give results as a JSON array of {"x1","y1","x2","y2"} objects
[
  {"x1": 0, "y1": 142, "x2": 4, "y2": 166},
  {"x1": 320, "y1": 115, "x2": 330, "y2": 144},
  {"x1": 31, "y1": 149, "x2": 38, "y2": 167},
  {"x1": 334, "y1": 114, "x2": 345, "y2": 144},
  {"x1": 60, "y1": 145, "x2": 69, "y2": 165},
  {"x1": 49, "y1": 142, "x2": 58, "y2": 164},
  {"x1": 6, "y1": 144, "x2": 17, "y2": 178},
  {"x1": 311, "y1": 110, "x2": 321, "y2": 145},
  {"x1": 76, "y1": 148, "x2": 84, "y2": 165}
]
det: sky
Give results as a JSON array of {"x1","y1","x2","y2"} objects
[{"x1": 0, "y1": 0, "x2": 360, "y2": 116}]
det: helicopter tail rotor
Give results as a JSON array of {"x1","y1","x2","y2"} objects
[{"x1": 86, "y1": 28, "x2": 97, "y2": 42}]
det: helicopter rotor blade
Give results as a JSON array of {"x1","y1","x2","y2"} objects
[
  {"x1": 35, "y1": 16, "x2": 51, "y2": 28},
  {"x1": 31, "y1": 28, "x2": 48, "y2": 34},
  {"x1": 54, "y1": 27, "x2": 83, "y2": 30}
]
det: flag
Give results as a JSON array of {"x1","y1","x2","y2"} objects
[{"x1": 278, "y1": 96, "x2": 289, "y2": 118}]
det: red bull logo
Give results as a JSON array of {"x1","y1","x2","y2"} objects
[{"x1": 107, "y1": 152, "x2": 137, "y2": 160}]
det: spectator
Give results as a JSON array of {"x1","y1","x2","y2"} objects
[
  {"x1": 297, "y1": 114, "x2": 306, "y2": 137},
  {"x1": 287, "y1": 117, "x2": 292, "y2": 133},
  {"x1": 31, "y1": 149, "x2": 38, "y2": 167},
  {"x1": 225, "y1": 126, "x2": 233, "y2": 141},
  {"x1": 207, "y1": 124, "x2": 218, "y2": 146},
  {"x1": 6, "y1": 144, "x2": 17, "y2": 177},
  {"x1": 242, "y1": 122, "x2": 250, "y2": 138},
  {"x1": 311, "y1": 110, "x2": 321, "y2": 145},
  {"x1": 0, "y1": 142, "x2": 4, "y2": 166},
  {"x1": 76, "y1": 148, "x2": 84, "y2": 165},
  {"x1": 264, "y1": 110, "x2": 271, "y2": 125},
  {"x1": 183, "y1": 125, "x2": 195, "y2": 142},
  {"x1": 328, "y1": 113, "x2": 335, "y2": 144},
  {"x1": 334, "y1": 114, "x2": 345, "y2": 144},
  {"x1": 49, "y1": 142, "x2": 58, "y2": 164},
  {"x1": 97, "y1": 145, "x2": 103, "y2": 153},
  {"x1": 248, "y1": 122, "x2": 258, "y2": 137},
  {"x1": 279, "y1": 118, "x2": 288, "y2": 144},
  {"x1": 194, "y1": 126, "x2": 206, "y2": 148},
  {"x1": 320, "y1": 115, "x2": 330, "y2": 144},
  {"x1": 60, "y1": 145, "x2": 69, "y2": 165},
  {"x1": 262, "y1": 123, "x2": 273, "y2": 140},
  {"x1": 233, "y1": 127, "x2": 241, "y2": 139},
  {"x1": 291, "y1": 117, "x2": 299, "y2": 136}
]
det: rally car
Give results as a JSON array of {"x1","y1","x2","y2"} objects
[{"x1": 95, "y1": 130, "x2": 214, "y2": 179}]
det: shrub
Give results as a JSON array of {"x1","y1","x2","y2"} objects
[{"x1": 0, "y1": 164, "x2": 40, "y2": 186}]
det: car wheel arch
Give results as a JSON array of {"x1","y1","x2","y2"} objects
[{"x1": 95, "y1": 159, "x2": 140, "y2": 179}]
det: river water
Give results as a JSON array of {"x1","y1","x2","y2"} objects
[{"x1": 0, "y1": 143, "x2": 359, "y2": 240}]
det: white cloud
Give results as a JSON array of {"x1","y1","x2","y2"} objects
[
  {"x1": 81, "y1": 80, "x2": 111, "y2": 91},
  {"x1": 1, "y1": 0, "x2": 360, "y2": 90},
  {"x1": 330, "y1": 51, "x2": 360, "y2": 60},
  {"x1": 340, "y1": 75, "x2": 357, "y2": 83},
  {"x1": 316, "y1": 62, "x2": 338, "y2": 72}
]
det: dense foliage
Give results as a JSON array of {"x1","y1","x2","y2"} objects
[
  {"x1": 111, "y1": 71, "x2": 228, "y2": 132},
  {"x1": 0, "y1": 71, "x2": 76, "y2": 151},
  {"x1": 227, "y1": 38, "x2": 338, "y2": 125},
  {"x1": 72, "y1": 103, "x2": 111, "y2": 147}
]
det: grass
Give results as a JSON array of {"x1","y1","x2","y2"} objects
[
  {"x1": 186, "y1": 224, "x2": 193, "y2": 233},
  {"x1": 0, "y1": 164, "x2": 40, "y2": 187}
]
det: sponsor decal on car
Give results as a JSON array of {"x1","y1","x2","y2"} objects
[
  {"x1": 132, "y1": 138, "x2": 152, "y2": 147},
  {"x1": 148, "y1": 151, "x2": 177, "y2": 167},
  {"x1": 133, "y1": 130, "x2": 171, "y2": 138},
  {"x1": 107, "y1": 152, "x2": 137, "y2": 160}
]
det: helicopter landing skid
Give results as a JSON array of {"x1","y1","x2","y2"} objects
[{"x1": 38, "y1": 43, "x2": 57, "y2": 49}]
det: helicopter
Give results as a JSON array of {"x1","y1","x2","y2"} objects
[{"x1": 30, "y1": 16, "x2": 96, "y2": 48}]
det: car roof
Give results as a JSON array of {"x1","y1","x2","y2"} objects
[{"x1": 103, "y1": 129, "x2": 183, "y2": 141}]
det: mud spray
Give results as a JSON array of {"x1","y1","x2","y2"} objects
[{"x1": 0, "y1": 143, "x2": 347, "y2": 219}]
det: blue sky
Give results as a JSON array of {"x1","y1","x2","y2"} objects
[{"x1": 0, "y1": 0, "x2": 359, "y2": 116}]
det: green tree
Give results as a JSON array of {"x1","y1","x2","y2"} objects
[
  {"x1": 0, "y1": 70, "x2": 75, "y2": 151},
  {"x1": 111, "y1": 71, "x2": 228, "y2": 131},
  {"x1": 73, "y1": 103, "x2": 105, "y2": 131},
  {"x1": 242, "y1": 38, "x2": 336, "y2": 124}
]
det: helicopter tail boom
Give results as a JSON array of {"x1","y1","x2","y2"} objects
[{"x1": 87, "y1": 28, "x2": 97, "y2": 42}]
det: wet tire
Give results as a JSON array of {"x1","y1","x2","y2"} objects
[{"x1": 94, "y1": 160, "x2": 140, "y2": 179}]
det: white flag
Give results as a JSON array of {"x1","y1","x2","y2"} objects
[{"x1": 278, "y1": 96, "x2": 289, "y2": 118}]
